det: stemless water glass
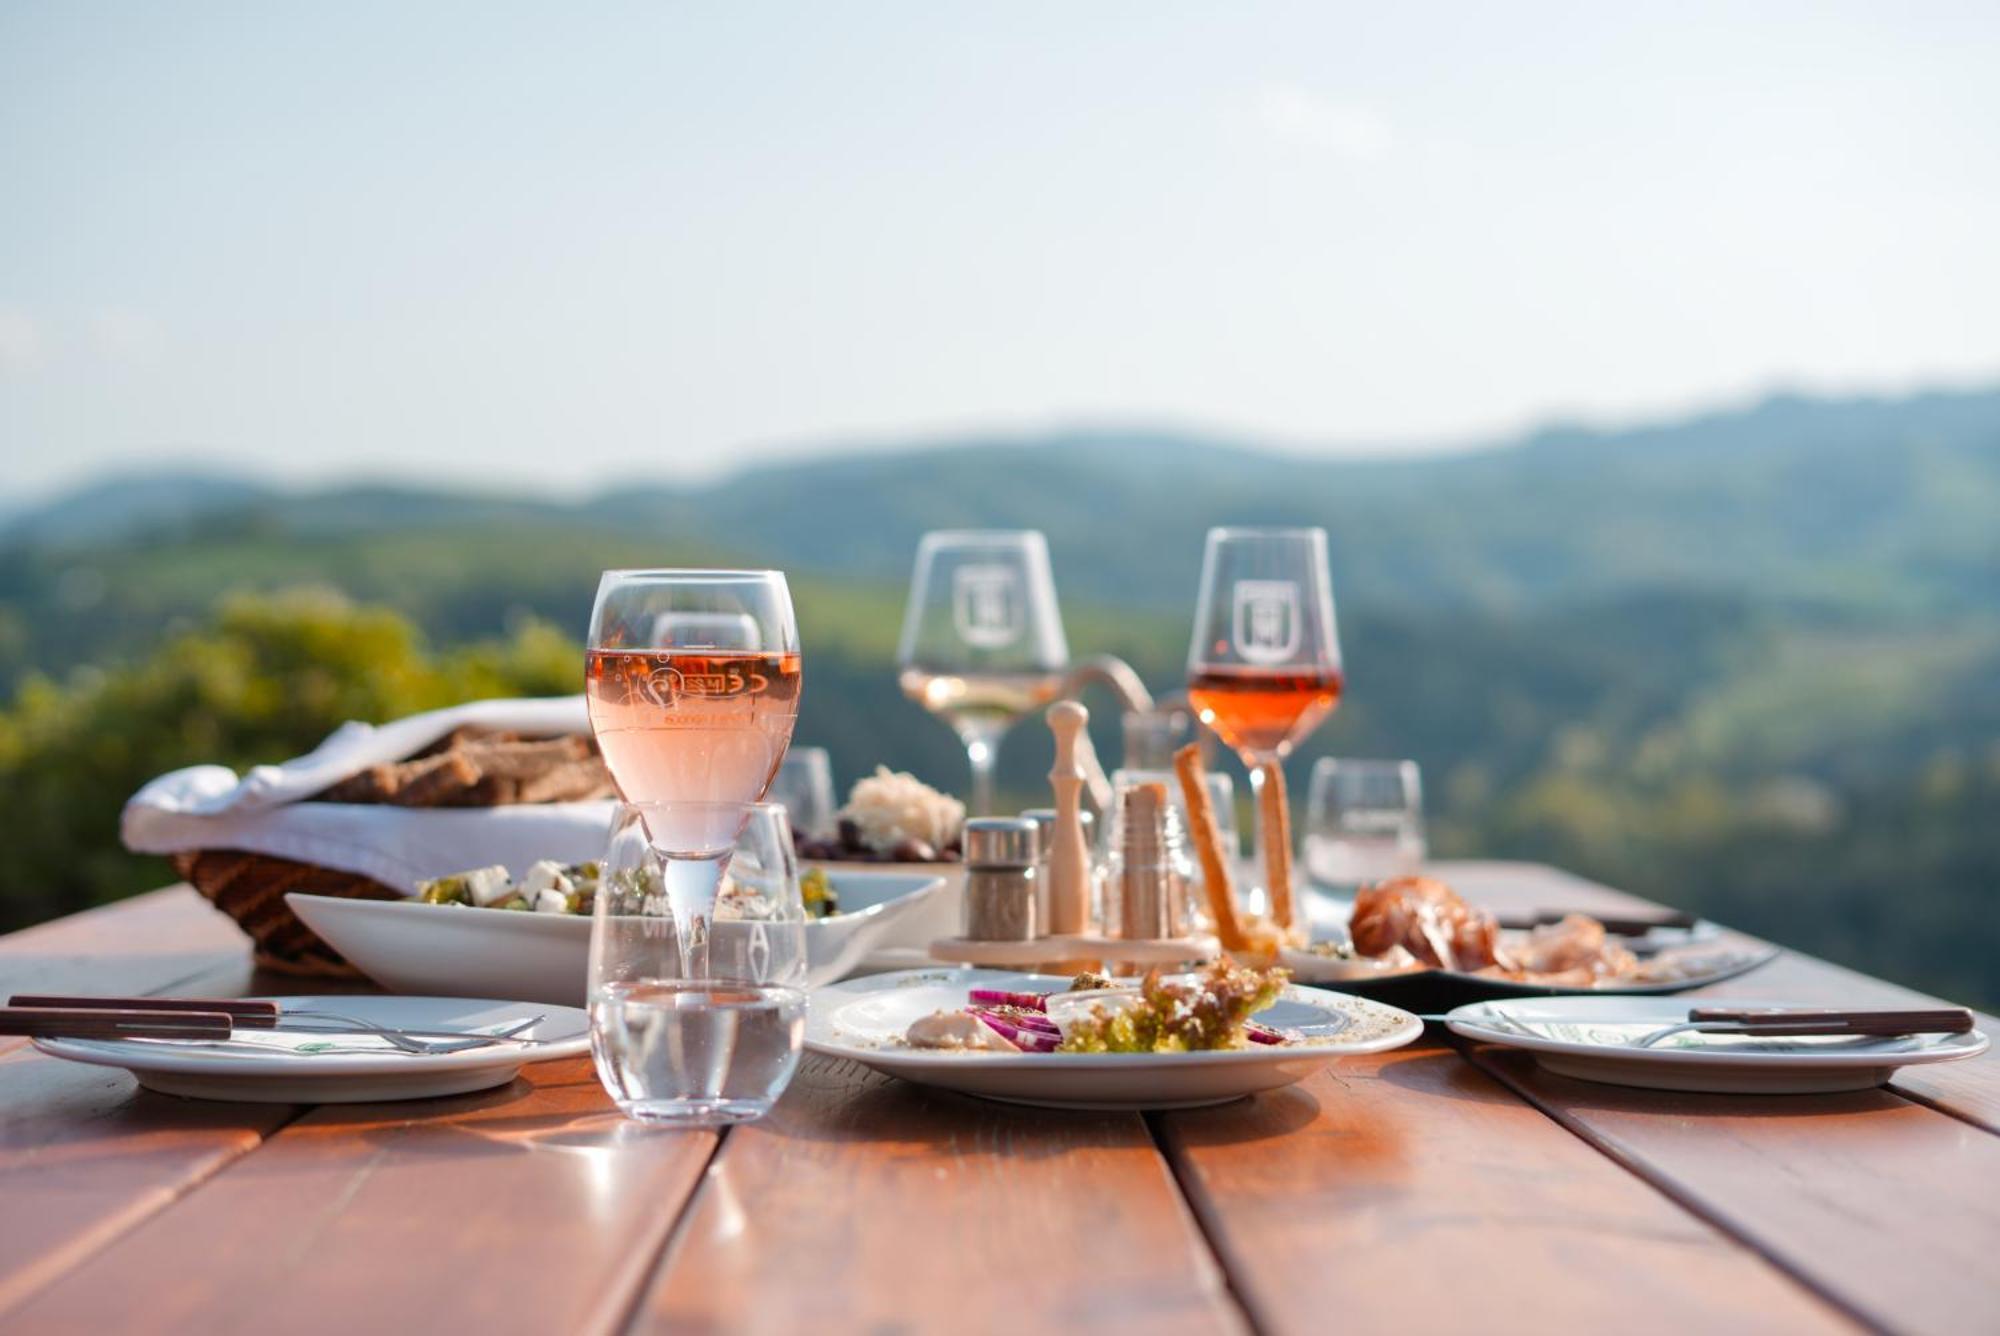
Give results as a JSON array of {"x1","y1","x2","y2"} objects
[
  {"x1": 896, "y1": 530, "x2": 1069, "y2": 815},
  {"x1": 1185, "y1": 527, "x2": 1344, "y2": 908},
  {"x1": 1304, "y1": 758, "x2": 1425, "y2": 889},
  {"x1": 768, "y1": 745, "x2": 836, "y2": 840},
  {"x1": 1120, "y1": 704, "x2": 1197, "y2": 771},
  {"x1": 590, "y1": 801, "x2": 809, "y2": 1126}
]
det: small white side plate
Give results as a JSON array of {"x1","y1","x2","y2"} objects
[
  {"x1": 805, "y1": 968, "x2": 1423, "y2": 1110},
  {"x1": 1446, "y1": 995, "x2": 1989, "y2": 1094},
  {"x1": 34, "y1": 996, "x2": 589, "y2": 1104},
  {"x1": 290, "y1": 870, "x2": 949, "y2": 1006}
]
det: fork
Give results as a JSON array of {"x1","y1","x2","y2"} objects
[
  {"x1": 11, "y1": 995, "x2": 546, "y2": 1055},
  {"x1": 129, "y1": 1019, "x2": 545, "y2": 1058},
  {"x1": 276, "y1": 1010, "x2": 545, "y2": 1054}
]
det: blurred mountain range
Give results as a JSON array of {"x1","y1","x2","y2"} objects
[{"x1": 10, "y1": 384, "x2": 1999, "y2": 616}]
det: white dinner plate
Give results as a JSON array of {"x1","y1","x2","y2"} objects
[
  {"x1": 290, "y1": 870, "x2": 950, "y2": 1006},
  {"x1": 805, "y1": 968, "x2": 1424, "y2": 1110},
  {"x1": 34, "y1": 996, "x2": 589, "y2": 1104},
  {"x1": 1445, "y1": 995, "x2": 1990, "y2": 1094}
]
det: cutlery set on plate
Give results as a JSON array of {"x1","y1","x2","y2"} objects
[{"x1": 4, "y1": 994, "x2": 547, "y2": 1054}]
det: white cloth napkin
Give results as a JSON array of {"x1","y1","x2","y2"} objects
[{"x1": 121, "y1": 696, "x2": 615, "y2": 895}]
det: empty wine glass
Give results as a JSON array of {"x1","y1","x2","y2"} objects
[
  {"x1": 590, "y1": 801, "x2": 808, "y2": 1126},
  {"x1": 896, "y1": 530, "x2": 1068, "y2": 815},
  {"x1": 1305, "y1": 758, "x2": 1425, "y2": 889},
  {"x1": 1185, "y1": 527, "x2": 1344, "y2": 917}
]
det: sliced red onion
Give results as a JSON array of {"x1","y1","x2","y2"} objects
[{"x1": 968, "y1": 988, "x2": 1049, "y2": 1011}]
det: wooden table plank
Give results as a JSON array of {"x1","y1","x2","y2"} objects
[
  {"x1": 1470, "y1": 1049, "x2": 2000, "y2": 1336},
  {"x1": 0, "y1": 891, "x2": 298, "y2": 1318},
  {"x1": 633, "y1": 1054, "x2": 1244, "y2": 1335},
  {"x1": 0, "y1": 1048, "x2": 298, "y2": 1320},
  {"x1": 5, "y1": 1056, "x2": 717, "y2": 1336},
  {"x1": 1154, "y1": 1043, "x2": 1849, "y2": 1335},
  {"x1": 0, "y1": 885, "x2": 248, "y2": 1056}
]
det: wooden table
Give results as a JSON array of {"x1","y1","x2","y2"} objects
[{"x1": 1, "y1": 862, "x2": 1994, "y2": 1335}]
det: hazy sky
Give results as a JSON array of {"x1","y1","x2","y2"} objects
[{"x1": 3, "y1": 1, "x2": 1997, "y2": 500}]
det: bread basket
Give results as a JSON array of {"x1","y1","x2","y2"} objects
[{"x1": 170, "y1": 727, "x2": 617, "y2": 976}]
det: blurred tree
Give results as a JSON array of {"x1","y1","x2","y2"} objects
[{"x1": 0, "y1": 588, "x2": 581, "y2": 929}]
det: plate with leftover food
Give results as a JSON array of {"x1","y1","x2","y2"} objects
[
  {"x1": 290, "y1": 863, "x2": 950, "y2": 1005},
  {"x1": 1286, "y1": 877, "x2": 1776, "y2": 1012},
  {"x1": 1444, "y1": 995, "x2": 1988, "y2": 1094},
  {"x1": 34, "y1": 996, "x2": 588, "y2": 1104},
  {"x1": 805, "y1": 963, "x2": 1423, "y2": 1110}
]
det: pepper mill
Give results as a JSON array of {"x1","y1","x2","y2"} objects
[{"x1": 1045, "y1": 700, "x2": 1091, "y2": 936}]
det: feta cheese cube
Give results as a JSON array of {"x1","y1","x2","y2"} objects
[
  {"x1": 462, "y1": 865, "x2": 515, "y2": 907},
  {"x1": 518, "y1": 860, "x2": 574, "y2": 902}
]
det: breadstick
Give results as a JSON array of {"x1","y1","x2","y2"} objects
[
  {"x1": 1173, "y1": 744, "x2": 1248, "y2": 951},
  {"x1": 1257, "y1": 759, "x2": 1296, "y2": 931}
]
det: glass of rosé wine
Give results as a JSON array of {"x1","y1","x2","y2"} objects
[
  {"x1": 586, "y1": 569, "x2": 802, "y2": 978},
  {"x1": 1185, "y1": 528, "x2": 1343, "y2": 912}
]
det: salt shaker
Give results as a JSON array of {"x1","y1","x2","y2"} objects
[
  {"x1": 961, "y1": 817, "x2": 1041, "y2": 942},
  {"x1": 1104, "y1": 781, "x2": 1193, "y2": 940}
]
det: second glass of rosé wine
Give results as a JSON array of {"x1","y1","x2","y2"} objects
[
  {"x1": 586, "y1": 569, "x2": 802, "y2": 977},
  {"x1": 1184, "y1": 527, "x2": 1344, "y2": 916},
  {"x1": 895, "y1": 530, "x2": 1069, "y2": 815}
]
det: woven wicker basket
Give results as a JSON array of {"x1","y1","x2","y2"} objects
[
  {"x1": 172, "y1": 727, "x2": 616, "y2": 976},
  {"x1": 174, "y1": 849, "x2": 403, "y2": 977}
]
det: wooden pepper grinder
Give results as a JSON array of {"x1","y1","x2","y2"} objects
[{"x1": 1045, "y1": 700, "x2": 1092, "y2": 936}]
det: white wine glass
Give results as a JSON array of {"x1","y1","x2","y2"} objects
[{"x1": 895, "y1": 530, "x2": 1068, "y2": 814}]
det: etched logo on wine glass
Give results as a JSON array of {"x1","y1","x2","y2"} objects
[
  {"x1": 638, "y1": 664, "x2": 687, "y2": 707},
  {"x1": 953, "y1": 564, "x2": 1022, "y2": 649},
  {"x1": 1232, "y1": 580, "x2": 1301, "y2": 665}
]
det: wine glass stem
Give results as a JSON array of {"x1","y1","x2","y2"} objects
[
  {"x1": 1244, "y1": 753, "x2": 1273, "y2": 906},
  {"x1": 663, "y1": 852, "x2": 727, "y2": 980},
  {"x1": 965, "y1": 735, "x2": 998, "y2": 817}
]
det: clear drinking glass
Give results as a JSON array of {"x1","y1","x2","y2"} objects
[
  {"x1": 590, "y1": 801, "x2": 809, "y2": 1126},
  {"x1": 768, "y1": 745, "x2": 836, "y2": 840},
  {"x1": 1104, "y1": 766, "x2": 1236, "y2": 920},
  {"x1": 895, "y1": 530, "x2": 1069, "y2": 815},
  {"x1": 1185, "y1": 527, "x2": 1344, "y2": 903},
  {"x1": 1304, "y1": 758, "x2": 1425, "y2": 889},
  {"x1": 1120, "y1": 704, "x2": 1197, "y2": 771}
]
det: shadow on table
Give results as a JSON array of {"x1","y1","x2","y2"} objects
[{"x1": 1470, "y1": 1046, "x2": 1916, "y2": 1120}]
